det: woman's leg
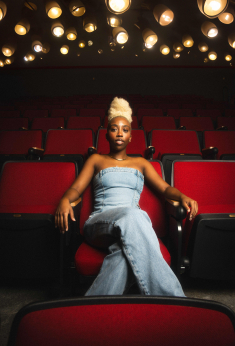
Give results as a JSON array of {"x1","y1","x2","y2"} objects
[{"x1": 84, "y1": 207, "x2": 185, "y2": 297}]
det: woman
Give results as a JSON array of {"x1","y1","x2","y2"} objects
[{"x1": 55, "y1": 97, "x2": 198, "y2": 296}]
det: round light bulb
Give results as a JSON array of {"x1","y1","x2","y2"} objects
[
  {"x1": 160, "y1": 45, "x2": 170, "y2": 55},
  {"x1": 98, "y1": 49, "x2": 103, "y2": 54},
  {"x1": 173, "y1": 52, "x2": 180, "y2": 59},
  {"x1": 109, "y1": 0, "x2": 125, "y2": 12},
  {"x1": 60, "y1": 45, "x2": 69, "y2": 54},
  {"x1": 145, "y1": 43, "x2": 153, "y2": 49},
  {"x1": 208, "y1": 51, "x2": 217, "y2": 60},
  {"x1": 208, "y1": 27, "x2": 218, "y2": 37},
  {"x1": 0, "y1": 60, "x2": 4, "y2": 66},
  {"x1": 15, "y1": 24, "x2": 27, "y2": 35},
  {"x1": 5, "y1": 58, "x2": 11, "y2": 65},
  {"x1": 53, "y1": 26, "x2": 64, "y2": 37},
  {"x1": 88, "y1": 40, "x2": 93, "y2": 46},
  {"x1": 47, "y1": 6, "x2": 62, "y2": 19},
  {"x1": 117, "y1": 32, "x2": 128, "y2": 44},
  {"x1": 225, "y1": 54, "x2": 232, "y2": 61},
  {"x1": 78, "y1": 40, "x2": 86, "y2": 48}
]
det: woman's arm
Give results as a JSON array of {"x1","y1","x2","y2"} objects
[
  {"x1": 55, "y1": 154, "x2": 99, "y2": 233},
  {"x1": 142, "y1": 160, "x2": 198, "y2": 221}
]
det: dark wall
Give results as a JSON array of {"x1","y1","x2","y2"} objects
[{"x1": 0, "y1": 66, "x2": 234, "y2": 102}]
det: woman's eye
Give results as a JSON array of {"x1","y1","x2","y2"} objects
[
  {"x1": 123, "y1": 129, "x2": 128, "y2": 133},
  {"x1": 111, "y1": 128, "x2": 116, "y2": 132}
]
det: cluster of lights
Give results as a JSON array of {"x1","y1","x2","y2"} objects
[{"x1": 0, "y1": 0, "x2": 235, "y2": 67}]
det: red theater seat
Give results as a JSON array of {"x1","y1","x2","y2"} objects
[
  {"x1": 179, "y1": 116, "x2": 214, "y2": 131},
  {"x1": 133, "y1": 103, "x2": 155, "y2": 115},
  {"x1": 137, "y1": 108, "x2": 163, "y2": 122},
  {"x1": 196, "y1": 109, "x2": 222, "y2": 120},
  {"x1": 166, "y1": 109, "x2": 193, "y2": 119},
  {"x1": 67, "y1": 116, "x2": 101, "y2": 133},
  {"x1": 31, "y1": 117, "x2": 65, "y2": 132},
  {"x1": 0, "y1": 110, "x2": 21, "y2": 118},
  {"x1": 203, "y1": 130, "x2": 235, "y2": 159},
  {"x1": 51, "y1": 108, "x2": 76, "y2": 119},
  {"x1": 149, "y1": 130, "x2": 202, "y2": 184},
  {"x1": 103, "y1": 115, "x2": 139, "y2": 129},
  {"x1": 157, "y1": 103, "x2": 180, "y2": 112},
  {"x1": 75, "y1": 161, "x2": 171, "y2": 278},
  {"x1": 7, "y1": 296, "x2": 235, "y2": 346},
  {"x1": 169, "y1": 161, "x2": 235, "y2": 279},
  {"x1": 0, "y1": 161, "x2": 78, "y2": 279},
  {"x1": 0, "y1": 118, "x2": 29, "y2": 130},
  {"x1": 43, "y1": 129, "x2": 95, "y2": 170},
  {"x1": 0, "y1": 130, "x2": 42, "y2": 169},
  {"x1": 224, "y1": 109, "x2": 235, "y2": 117},
  {"x1": 79, "y1": 108, "x2": 106, "y2": 121},
  {"x1": 96, "y1": 128, "x2": 148, "y2": 158},
  {"x1": 217, "y1": 116, "x2": 235, "y2": 130},
  {"x1": 142, "y1": 116, "x2": 176, "y2": 135},
  {"x1": 23, "y1": 110, "x2": 48, "y2": 121}
]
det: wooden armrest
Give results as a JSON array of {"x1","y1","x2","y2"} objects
[
  {"x1": 165, "y1": 198, "x2": 187, "y2": 220},
  {"x1": 216, "y1": 126, "x2": 228, "y2": 131},
  {"x1": 71, "y1": 197, "x2": 82, "y2": 207},
  {"x1": 146, "y1": 146, "x2": 155, "y2": 159},
  {"x1": 28, "y1": 147, "x2": 45, "y2": 158},
  {"x1": 88, "y1": 147, "x2": 97, "y2": 156}
]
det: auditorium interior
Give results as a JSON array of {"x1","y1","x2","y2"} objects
[{"x1": 1, "y1": 0, "x2": 235, "y2": 345}]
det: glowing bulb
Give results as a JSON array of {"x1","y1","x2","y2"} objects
[
  {"x1": 145, "y1": 43, "x2": 153, "y2": 49},
  {"x1": 208, "y1": 51, "x2": 217, "y2": 60},
  {"x1": 15, "y1": 24, "x2": 27, "y2": 35},
  {"x1": 209, "y1": 1, "x2": 221, "y2": 11},
  {"x1": 233, "y1": 42, "x2": 235, "y2": 48},
  {"x1": 0, "y1": 8, "x2": 2, "y2": 20},
  {"x1": 160, "y1": 45, "x2": 170, "y2": 55},
  {"x1": 225, "y1": 54, "x2": 232, "y2": 61},
  {"x1": 53, "y1": 27, "x2": 64, "y2": 37},
  {"x1": 225, "y1": 14, "x2": 229, "y2": 20},
  {"x1": 109, "y1": 0, "x2": 125, "y2": 12},
  {"x1": 162, "y1": 14, "x2": 171, "y2": 22},
  {"x1": 173, "y1": 52, "x2": 180, "y2": 59},
  {"x1": 67, "y1": 33, "x2": 76, "y2": 40},
  {"x1": 98, "y1": 49, "x2": 103, "y2": 54},
  {"x1": 4, "y1": 49, "x2": 11, "y2": 56},
  {"x1": 79, "y1": 40, "x2": 85, "y2": 48},
  {"x1": 117, "y1": 32, "x2": 128, "y2": 44},
  {"x1": 110, "y1": 18, "x2": 116, "y2": 25},
  {"x1": 0, "y1": 60, "x2": 4, "y2": 66},
  {"x1": 146, "y1": 35, "x2": 157, "y2": 46},
  {"x1": 60, "y1": 45, "x2": 69, "y2": 54},
  {"x1": 5, "y1": 59, "x2": 11, "y2": 64},
  {"x1": 208, "y1": 27, "x2": 218, "y2": 37},
  {"x1": 47, "y1": 6, "x2": 62, "y2": 19},
  {"x1": 34, "y1": 44, "x2": 42, "y2": 52},
  {"x1": 88, "y1": 40, "x2": 93, "y2": 46}
]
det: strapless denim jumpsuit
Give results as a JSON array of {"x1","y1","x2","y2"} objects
[{"x1": 84, "y1": 167, "x2": 185, "y2": 297}]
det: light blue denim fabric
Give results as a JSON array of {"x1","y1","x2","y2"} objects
[{"x1": 84, "y1": 167, "x2": 185, "y2": 297}]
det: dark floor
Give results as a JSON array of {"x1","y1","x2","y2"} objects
[{"x1": 1, "y1": 273, "x2": 235, "y2": 346}]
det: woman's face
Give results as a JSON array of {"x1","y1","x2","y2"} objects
[{"x1": 106, "y1": 116, "x2": 132, "y2": 150}]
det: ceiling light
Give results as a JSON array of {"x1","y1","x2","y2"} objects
[
  {"x1": 105, "y1": 0, "x2": 131, "y2": 14},
  {"x1": 5, "y1": 57, "x2": 13, "y2": 65},
  {"x1": 197, "y1": 0, "x2": 229, "y2": 18},
  {"x1": 208, "y1": 51, "x2": 217, "y2": 60},
  {"x1": 45, "y1": 1, "x2": 62, "y2": 19},
  {"x1": 66, "y1": 27, "x2": 77, "y2": 40},
  {"x1": 98, "y1": 49, "x2": 103, "y2": 54},
  {"x1": 0, "y1": 1, "x2": 7, "y2": 21},
  {"x1": 60, "y1": 45, "x2": 69, "y2": 54},
  {"x1": 32, "y1": 40, "x2": 43, "y2": 52},
  {"x1": 145, "y1": 43, "x2": 153, "y2": 49},
  {"x1": 225, "y1": 54, "x2": 232, "y2": 61},
  {"x1": 204, "y1": 57, "x2": 209, "y2": 62},
  {"x1": 107, "y1": 13, "x2": 122, "y2": 27},
  {"x1": 160, "y1": 45, "x2": 170, "y2": 55},
  {"x1": 173, "y1": 52, "x2": 180, "y2": 59},
  {"x1": 228, "y1": 33, "x2": 235, "y2": 48},
  {"x1": 182, "y1": 35, "x2": 194, "y2": 47},
  {"x1": 51, "y1": 21, "x2": 64, "y2": 37},
  {"x1": 142, "y1": 28, "x2": 158, "y2": 46},
  {"x1": 24, "y1": 51, "x2": 35, "y2": 61},
  {"x1": 2, "y1": 44, "x2": 15, "y2": 57},
  {"x1": 218, "y1": 5, "x2": 234, "y2": 23},
  {"x1": 83, "y1": 16, "x2": 97, "y2": 32},
  {"x1": 15, "y1": 18, "x2": 30, "y2": 35},
  {"x1": 69, "y1": 0, "x2": 85, "y2": 16},
  {"x1": 201, "y1": 21, "x2": 218, "y2": 37},
  {"x1": 198, "y1": 42, "x2": 209, "y2": 51},
  {"x1": 173, "y1": 42, "x2": 184, "y2": 52},
  {"x1": 0, "y1": 60, "x2": 4, "y2": 67},
  {"x1": 113, "y1": 27, "x2": 128, "y2": 44},
  {"x1": 77, "y1": 53, "x2": 80, "y2": 56},
  {"x1": 88, "y1": 40, "x2": 93, "y2": 46},
  {"x1": 42, "y1": 43, "x2": 50, "y2": 53},
  {"x1": 153, "y1": 4, "x2": 174, "y2": 26},
  {"x1": 78, "y1": 40, "x2": 86, "y2": 48}
]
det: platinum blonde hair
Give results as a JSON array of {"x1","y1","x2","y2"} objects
[{"x1": 108, "y1": 97, "x2": 132, "y2": 124}]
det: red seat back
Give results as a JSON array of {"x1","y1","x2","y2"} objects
[
  {"x1": 179, "y1": 116, "x2": 214, "y2": 131},
  {"x1": 166, "y1": 109, "x2": 193, "y2": 119},
  {"x1": 0, "y1": 110, "x2": 20, "y2": 118},
  {"x1": 0, "y1": 130, "x2": 42, "y2": 155},
  {"x1": 44, "y1": 129, "x2": 93, "y2": 156},
  {"x1": 23, "y1": 110, "x2": 48, "y2": 121},
  {"x1": 80, "y1": 108, "x2": 106, "y2": 120},
  {"x1": 31, "y1": 117, "x2": 64, "y2": 132},
  {"x1": 196, "y1": 109, "x2": 221, "y2": 120},
  {"x1": 137, "y1": 109, "x2": 163, "y2": 121},
  {"x1": 203, "y1": 131, "x2": 235, "y2": 158},
  {"x1": 51, "y1": 108, "x2": 76, "y2": 119},
  {"x1": 217, "y1": 117, "x2": 235, "y2": 130},
  {"x1": 0, "y1": 118, "x2": 28, "y2": 130},
  {"x1": 67, "y1": 116, "x2": 101, "y2": 133},
  {"x1": 150, "y1": 130, "x2": 201, "y2": 160},
  {"x1": 142, "y1": 116, "x2": 176, "y2": 132}
]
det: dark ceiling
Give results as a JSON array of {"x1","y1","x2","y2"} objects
[{"x1": 0, "y1": 0, "x2": 235, "y2": 69}]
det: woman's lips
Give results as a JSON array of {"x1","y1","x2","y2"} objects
[{"x1": 115, "y1": 139, "x2": 124, "y2": 144}]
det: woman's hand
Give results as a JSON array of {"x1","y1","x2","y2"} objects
[
  {"x1": 55, "y1": 197, "x2": 76, "y2": 234},
  {"x1": 180, "y1": 195, "x2": 198, "y2": 221}
]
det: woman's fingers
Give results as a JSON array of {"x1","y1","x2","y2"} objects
[{"x1": 69, "y1": 206, "x2": 76, "y2": 222}]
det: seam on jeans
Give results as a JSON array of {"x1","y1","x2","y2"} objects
[{"x1": 121, "y1": 235, "x2": 150, "y2": 295}]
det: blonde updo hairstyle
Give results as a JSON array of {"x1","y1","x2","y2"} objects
[{"x1": 107, "y1": 97, "x2": 133, "y2": 129}]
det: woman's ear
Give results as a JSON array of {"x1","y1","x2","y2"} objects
[{"x1": 129, "y1": 135, "x2": 132, "y2": 142}]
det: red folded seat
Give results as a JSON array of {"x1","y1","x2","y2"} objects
[{"x1": 203, "y1": 130, "x2": 235, "y2": 159}]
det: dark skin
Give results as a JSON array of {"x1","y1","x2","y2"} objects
[{"x1": 55, "y1": 116, "x2": 198, "y2": 233}]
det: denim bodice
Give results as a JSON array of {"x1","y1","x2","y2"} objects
[{"x1": 92, "y1": 167, "x2": 144, "y2": 214}]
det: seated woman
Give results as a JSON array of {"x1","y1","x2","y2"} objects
[{"x1": 55, "y1": 97, "x2": 198, "y2": 297}]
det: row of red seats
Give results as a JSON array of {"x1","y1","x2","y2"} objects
[
  {"x1": 1, "y1": 115, "x2": 235, "y2": 133},
  {"x1": 0, "y1": 160, "x2": 235, "y2": 284},
  {"x1": 0, "y1": 129, "x2": 234, "y2": 183}
]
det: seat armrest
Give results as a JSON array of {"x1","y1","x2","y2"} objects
[
  {"x1": 145, "y1": 146, "x2": 155, "y2": 160},
  {"x1": 57, "y1": 126, "x2": 64, "y2": 129},
  {"x1": 28, "y1": 147, "x2": 45, "y2": 159},
  {"x1": 178, "y1": 125, "x2": 186, "y2": 130},
  {"x1": 165, "y1": 198, "x2": 187, "y2": 220},
  {"x1": 88, "y1": 146, "x2": 97, "y2": 156},
  {"x1": 216, "y1": 126, "x2": 228, "y2": 131},
  {"x1": 201, "y1": 146, "x2": 218, "y2": 159}
]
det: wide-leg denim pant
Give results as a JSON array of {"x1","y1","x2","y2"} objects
[{"x1": 83, "y1": 207, "x2": 185, "y2": 297}]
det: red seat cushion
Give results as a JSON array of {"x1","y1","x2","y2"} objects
[{"x1": 75, "y1": 238, "x2": 171, "y2": 276}]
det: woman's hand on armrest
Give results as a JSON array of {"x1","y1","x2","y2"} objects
[
  {"x1": 180, "y1": 195, "x2": 198, "y2": 221},
  {"x1": 55, "y1": 195, "x2": 76, "y2": 234}
]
